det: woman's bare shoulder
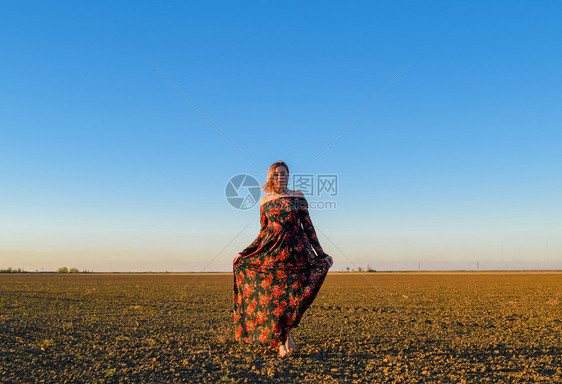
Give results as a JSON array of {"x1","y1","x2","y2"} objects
[
  {"x1": 260, "y1": 194, "x2": 278, "y2": 206},
  {"x1": 259, "y1": 190, "x2": 305, "y2": 206},
  {"x1": 292, "y1": 190, "x2": 306, "y2": 198}
]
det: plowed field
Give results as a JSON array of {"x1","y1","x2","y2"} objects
[{"x1": 1, "y1": 272, "x2": 560, "y2": 383}]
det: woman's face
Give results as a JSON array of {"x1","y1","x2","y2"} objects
[{"x1": 272, "y1": 166, "x2": 288, "y2": 191}]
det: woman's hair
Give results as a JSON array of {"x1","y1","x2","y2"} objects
[{"x1": 262, "y1": 161, "x2": 290, "y2": 194}]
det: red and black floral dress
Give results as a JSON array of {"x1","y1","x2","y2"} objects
[{"x1": 233, "y1": 195, "x2": 330, "y2": 347}]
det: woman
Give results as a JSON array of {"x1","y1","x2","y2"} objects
[{"x1": 233, "y1": 161, "x2": 334, "y2": 357}]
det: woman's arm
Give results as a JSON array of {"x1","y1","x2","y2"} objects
[
  {"x1": 237, "y1": 204, "x2": 268, "y2": 258},
  {"x1": 298, "y1": 197, "x2": 328, "y2": 258}
]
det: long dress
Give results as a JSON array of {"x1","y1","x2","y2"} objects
[{"x1": 233, "y1": 195, "x2": 330, "y2": 347}]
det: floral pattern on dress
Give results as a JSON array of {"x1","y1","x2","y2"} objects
[{"x1": 233, "y1": 196, "x2": 330, "y2": 346}]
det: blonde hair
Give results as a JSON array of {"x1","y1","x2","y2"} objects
[{"x1": 262, "y1": 161, "x2": 290, "y2": 194}]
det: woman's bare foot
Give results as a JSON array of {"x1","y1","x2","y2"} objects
[{"x1": 278, "y1": 343, "x2": 290, "y2": 358}]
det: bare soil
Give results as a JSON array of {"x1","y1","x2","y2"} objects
[{"x1": 1, "y1": 272, "x2": 560, "y2": 383}]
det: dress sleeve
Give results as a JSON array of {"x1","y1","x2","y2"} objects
[
  {"x1": 238, "y1": 204, "x2": 268, "y2": 257},
  {"x1": 298, "y1": 198, "x2": 327, "y2": 258}
]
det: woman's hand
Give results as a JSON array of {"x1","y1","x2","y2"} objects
[
  {"x1": 233, "y1": 253, "x2": 242, "y2": 264},
  {"x1": 322, "y1": 254, "x2": 333, "y2": 268}
]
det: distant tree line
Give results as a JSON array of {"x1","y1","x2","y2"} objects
[
  {"x1": 57, "y1": 267, "x2": 90, "y2": 273},
  {"x1": 341, "y1": 265, "x2": 376, "y2": 272},
  {"x1": 0, "y1": 267, "x2": 27, "y2": 273},
  {"x1": 1, "y1": 267, "x2": 93, "y2": 273}
]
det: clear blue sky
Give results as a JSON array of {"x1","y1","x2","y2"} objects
[{"x1": 1, "y1": 1, "x2": 561, "y2": 271}]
